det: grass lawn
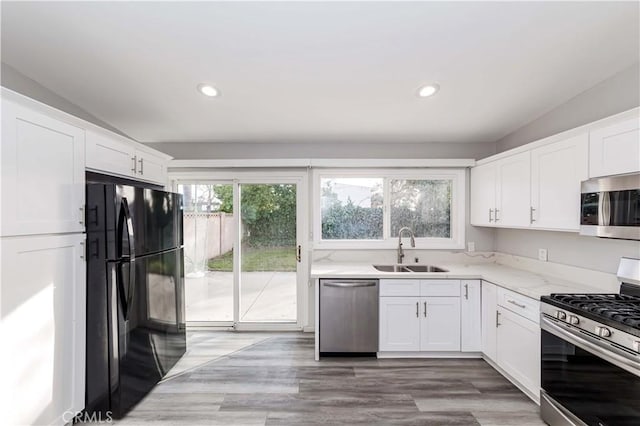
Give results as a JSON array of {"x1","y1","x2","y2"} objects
[{"x1": 208, "y1": 246, "x2": 296, "y2": 272}]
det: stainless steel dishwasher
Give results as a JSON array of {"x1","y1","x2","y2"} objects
[{"x1": 319, "y1": 279, "x2": 379, "y2": 353}]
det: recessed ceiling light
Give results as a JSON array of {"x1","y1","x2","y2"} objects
[
  {"x1": 417, "y1": 84, "x2": 440, "y2": 98},
  {"x1": 198, "y1": 84, "x2": 219, "y2": 97}
]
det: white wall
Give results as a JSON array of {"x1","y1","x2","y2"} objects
[
  {"x1": 495, "y1": 63, "x2": 640, "y2": 153},
  {"x1": 495, "y1": 229, "x2": 639, "y2": 274},
  {"x1": 1, "y1": 62, "x2": 131, "y2": 137},
  {"x1": 490, "y1": 62, "x2": 640, "y2": 274}
]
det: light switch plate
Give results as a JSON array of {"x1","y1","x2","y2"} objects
[{"x1": 538, "y1": 248, "x2": 548, "y2": 262}]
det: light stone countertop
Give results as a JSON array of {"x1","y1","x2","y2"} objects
[{"x1": 310, "y1": 258, "x2": 613, "y2": 300}]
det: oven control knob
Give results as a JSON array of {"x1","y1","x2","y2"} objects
[
  {"x1": 595, "y1": 326, "x2": 612, "y2": 338},
  {"x1": 568, "y1": 315, "x2": 580, "y2": 325},
  {"x1": 556, "y1": 311, "x2": 567, "y2": 321},
  {"x1": 634, "y1": 341, "x2": 640, "y2": 353}
]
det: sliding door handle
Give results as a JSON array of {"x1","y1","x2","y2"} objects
[{"x1": 296, "y1": 245, "x2": 301, "y2": 262}]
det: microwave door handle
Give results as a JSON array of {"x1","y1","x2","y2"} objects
[{"x1": 599, "y1": 191, "x2": 611, "y2": 226}]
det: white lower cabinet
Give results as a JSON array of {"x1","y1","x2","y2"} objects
[
  {"x1": 0, "y1": 234, "x2": 86, "y2": 426},
  {"x1": 496, "y1": 306, "x2": 541, "y2": 398},
  {"x1": 379, "y1": 297, "x2": 421, "y2": 351},
  {"x1": 481, "y1": 281, "x2": 540, "y2": 401},
  {"x1": 379, "y1": 279, "x2": 470, "y2": 353},
  {"x1": 481, "y1": 281, "x2": 498, "y2": 361},
  {"x1": 461, "y1": 280, "x2": 482, "y2": 352},
  {"x1": 419, "y1": 297, "x2": 461, "y2": 351}
]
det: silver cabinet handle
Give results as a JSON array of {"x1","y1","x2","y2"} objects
[
  {"x1": 489, "y1": 208, "x2": 494, "y2": 222},
  {"x1": 508, "y1": 299, "x2": 526, "y2": 309},
  {"x1": 79, "y1": 206, "x2": 85, "y2": 225},
  {"x1": 80, "y1": 241, "x2": 86, "y2": 260},
  {"x1": 464, "y1": 283, "x2": 469, "y2": 300},
  {"x1": 494, "y1": 209, "x2": 500, "y2": 221},
  {"x1": 138, "y1": 157, "x2": 144, "y2": 175},
  {"x1": 530, "y1": 206, "x2": 536, "y2": 224},
  {"x1": 131, "y1": 155, "x2": 137, "y2": 173},
  {"x1": 424, "y1": 301, "x2": 427, "y2": 317},
  {"x1": 416, "y1": 302, "x2": 419, "y2": 318},
  {"x1": 496, "y1": 310, "x2": 501, "y2": 327}
]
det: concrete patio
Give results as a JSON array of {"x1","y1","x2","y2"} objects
[{"x1": 185, "y1": 271, "x2": 297, "y2": 323}]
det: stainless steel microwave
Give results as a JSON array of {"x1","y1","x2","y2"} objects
[{"x1": 580, "y1": 173, "x2": 640, "y2": 240}]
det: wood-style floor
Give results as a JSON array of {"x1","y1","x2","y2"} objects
[{"x1": 116, "y1": 333, "x2": 546, "y2": 425}]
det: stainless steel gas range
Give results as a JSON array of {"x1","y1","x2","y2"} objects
[{"x1": 540, "y1": 257, "x2": 640, "y2": 426}]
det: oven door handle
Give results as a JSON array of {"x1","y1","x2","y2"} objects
[{"x1": 541, "y1": 316, "x2": 640, "y2": 377}]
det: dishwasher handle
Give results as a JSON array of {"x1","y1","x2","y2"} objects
[{"x1": 322, "y1": 280, "x2": 378, "y2": 288}]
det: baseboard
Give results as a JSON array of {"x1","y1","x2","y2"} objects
[{"x1": 377, "y1": 351, "x2": 482, "y2": 358}]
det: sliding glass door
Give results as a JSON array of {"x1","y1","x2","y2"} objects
[
  {"x1": 178, "y1": 183, "x2": 234, "y2": 323},
  {"x1": 239, "y1": 183, "x2": 297, "y2": 322},
  {"x1": 177, "y1": 176, "x2": 304, "y2": 328}
]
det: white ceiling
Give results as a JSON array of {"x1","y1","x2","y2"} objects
[{"x1": 1, "y1": 1, "x2": 639, "y2": 144}]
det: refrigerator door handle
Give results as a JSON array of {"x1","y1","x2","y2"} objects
[
  {"x1": 116, "y1": 262, "x2": 130, "y2": 320},
  {"x1": 117, "y1": 197, "x2": 136, "y2": 259}
]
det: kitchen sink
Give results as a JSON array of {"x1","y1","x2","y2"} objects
[
  {"x1": 372, "y1": 264, "x2": 448, "y2": 273},
  {"x1": 373, "y1": 264, "x2": 411, "y2": 272},
  {"x1": 404, "y1": 265, "x2": 448, "y2": 272}
]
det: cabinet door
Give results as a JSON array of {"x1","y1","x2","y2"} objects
[
  {"x1": 86, "y1": 129, "x2": 136, "y2": 178},
  {"x1": 0, "y1": 234, "x2": 86, "y2": 426},
  {"x1": 461, "y1": 280, "x2": 481, "y2": 352},
  {"x1": 531, "y1": 134, "x2": 588, "y2": 231},
  {"x1": 481, "y1": 281, "x2": 498, "y2": 362},
  {"x1": 136, "y1": 149, "x2": 167, "y2": 185},
  {"x1": 1, "y1": 98, "x2": 85, "y2": 236},
  {"x1": 495, "y1": 151, "x2": 531, "y2": 227},
  {"x1": 419, "y1": 297, "x2": 461, "y2": 351},
  {"x1": 496, "y1": 307, "x2": 541, "y2": 397},
  {"x1": 379, "y1": 297, "x2": 420, "y2": 351},
  {"x1": 589, "y1": 117, "x2": 640, "y2": 178},
  {"x1": 470, "y1": 162, "x2": 496, "y2": 226}
]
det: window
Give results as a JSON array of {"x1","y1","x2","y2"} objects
[{"x1": 315, "y1": 169, "x2": 465, "y2": 249}]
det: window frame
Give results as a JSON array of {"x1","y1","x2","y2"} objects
[{"x1": 313, "y1": 168, "x2": 466, "y2": 250}]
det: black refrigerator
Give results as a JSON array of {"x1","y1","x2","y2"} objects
[{"x1": 85, "y1": 174, "x2": 186, "y2": 418}]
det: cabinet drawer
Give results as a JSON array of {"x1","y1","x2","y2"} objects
[
  {"x1": 380, "y1": 280, "x2": 420, "y2": 296},
  {"x1": 497, "y1": 287, "x2": 540, "y2": 324},
  {"x1": 420, "y1": 280, "x2": 460, "y2": 297}
]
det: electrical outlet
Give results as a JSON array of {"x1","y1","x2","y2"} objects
[
  {"x1": 414, "y1": 257, "x2": 419, "y2": 263},
  {"x1": 538, "y1": 248, "x2": 548, "y2": 262},
  {"x1": 467, "y1": 242, "x2": 475, "y2": 252}
]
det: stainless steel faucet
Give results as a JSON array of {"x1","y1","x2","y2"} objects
[{"x1": 397, "y1": 227, "x2": 415, "y2": 264}]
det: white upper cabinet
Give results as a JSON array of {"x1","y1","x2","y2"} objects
[
  {"x1": 589, "y1": 117, "x2": 640, "y2": 178},
  {"x1": 135, "y1": 147, "x2": 167, "y2": 184},
  {"x1": 495, "y1": 151, "x2": 531, "y2": 227},
  {"x1": 470, "y1": 163, "x2": 497, "y2": 226},
  {"x1": 1, "y1": 97, "x2": 85, "y2": 236},
  {"x1": 530, "y1": 133, "x2": 588, "y2": 231},
  {"x1": 86, "y1": 129, "x2": 169, "y2": 185},
  {"x1": 470, "y1": 152, "x2": 530, "y2": 228},
  {"x1": 86, "y1": 129, "x2": 136, "y2": 178}
]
